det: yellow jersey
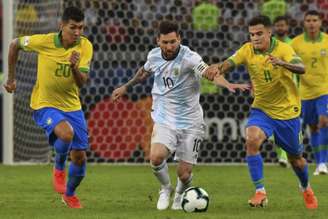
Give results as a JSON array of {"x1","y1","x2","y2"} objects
[
  {"x1": 228, "y1": 38, "x2": 302, "y2": 120},
  {"x1": 18, "y1": 32, "x2": 93, "y2": 111},
  {"x1": 291, "y1": 32, "x2": 328, "y2": 100}
]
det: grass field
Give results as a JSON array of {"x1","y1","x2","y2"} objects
[{"x1": 0, "y1": 164, "x2": 327, "y2": 219}]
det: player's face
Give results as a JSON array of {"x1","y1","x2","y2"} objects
[
  {"x1": 274, "y1": 20, "x2": 289, "y2": 37},
  {"x1": 249, "y1": 24, "x2": 272, "y2": 51},
  {"x1": 157, "y1": 32, "x2": 181, "y2": 59},
  {"x1": 304, "y1": 15, "x2": 321, "y2": 35},
  {"x1": 61, "y1": 19, "x2": 85, "y2": 46}
]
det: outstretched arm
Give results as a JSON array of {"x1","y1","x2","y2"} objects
[
  {"x1": 267, "y1": 55, "x2": 305, "y2": 74},
  {"x1": 204, "y1": 60, "x2": 250, "y2": 93},
  {"x1": 4, "y1": 38, "x2": 20, "y2": 93},
  {"x1": 111, "y1": 67, "x2": 151, "y2": 101}
]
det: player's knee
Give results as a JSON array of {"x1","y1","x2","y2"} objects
[
  {"x1": 289, "y1": 155, "x2": 306, "y2": 169},
  {"x1": 60, "y1": 129, "x2": 74, "y2": 142},
  {"x1": 245, "y1": 136, "x2": 261, "y2": 154},
  {"x1": 177, "y1": 169, "x2": 192, "y2": 183},
  {"x1": 318, "y1": 117, "x2": 328, "y2": 128},
  {"x1": 149, "y1": 151, "x2": 166, "y2": 166},
  {"x1": 70, "y1": 150, "x2": 86, "y2": 166}
]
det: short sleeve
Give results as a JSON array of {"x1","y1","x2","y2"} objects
[
  {"x1": 18, "y1": 34, "x2": 47, "y2": 53},
  {"x1": 281, "y1": 44, "x2": 302, "y2": 64},
  {"x1": 78, "y1": 40, "x2": 93, "y2": 73},
  {"x1": 227, "y1": 44, "x2": 247, "y2": 67}
]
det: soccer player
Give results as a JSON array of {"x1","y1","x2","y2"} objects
[
  {"x1": 111, "y1": 20, "x2": 249, "y2": 210},
  {"x1": 291, "y1": 10, "x2": 328, "y2": 176},
  {"x1": 4, "y1": 7, "x2": 93, "y2": 209},
  {"x1": 207, "y1": 15, "x2": 318, "y2": 209}
]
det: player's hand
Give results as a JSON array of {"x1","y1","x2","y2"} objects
[
  {"x1": 225, "y1": 83, "x2": 251, "y2": 93},
  {"x1": 3, "y1": 79, "x2": 16, "y2": 93},
  {"x1": 111, "y1": 85, "x2": 128, "y2": 102},
  {"x1": 69, "y1": 51, "x2": 80, "y2": 68},
  {"x1": 202, "y1": 65, "x2": 218, "y2": 81},
  {"x1": 267, "y1": 54, "x2": 284, "y2": 66},
  {"x1": 205, "y1": 64, "x2": 221, "y2": 77}
]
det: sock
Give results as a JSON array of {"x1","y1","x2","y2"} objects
[
  {"x1": 319, "y1": 127, "x2": 328, "y2": 163},
  {"x1": 151, "y1": 161, "x2": 171, "y2": 188},
  {"x1": 310, "y1": 132, "x2": 320, "y2": 164},
  {"x1": 175, "y1": 174, "x2": 192, "y2": 194},
  {"x1": 54, "y1": 138, "x2": 71, "y2": 171},
  {"x1": 66, "y1": 161, "x2": 86, "y2": 196},
  {"x1": 246, "y1": 154, "x2": 264, "y2": 190},
  {"x1": 292, "y1": 163, "x2": 309, "y2": 189}
]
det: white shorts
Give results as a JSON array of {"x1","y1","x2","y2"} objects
[{"x1": 151, "y1": 123, "x2": 205, "y2": 164}]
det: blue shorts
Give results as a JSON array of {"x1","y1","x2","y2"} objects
[
  {"x1": 301, "y1": 95, "x2": 328, "y2": 125},
  {"x1": 246, "y1": 108, "x2": 303, "y2": 156},
  {"x1": 33, "y1": 107, "x2": 89, "y2": 150}
]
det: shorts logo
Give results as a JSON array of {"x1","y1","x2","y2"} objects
[
  {"x1": 46, "y1": 118, "x2": 52, "y2": 125},
  {"x1": 293, "y1": 107, "x2": 299, "y2": 113}
]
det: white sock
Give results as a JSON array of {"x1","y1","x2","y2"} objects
[
  {"x1": 151, "y1": 161, "x2": 171, "y2": 188},
  {"x1": 175, "y1": 174, "x2": 192, "y2": 194}
]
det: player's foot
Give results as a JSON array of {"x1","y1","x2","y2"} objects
[
  {"x1": 53, "y1": 168, "x2": 66, "y2": 194},
  {"x1": 157, "y1": 186, "x2": 172, "y2": 210},
  {"x1": 248, "y1": 191, "x2": 268, "y2": 207},
  {"x1": 313, "y1": 163, "x2": 328, "y2": 175},
  {"x1": 171, "y1": 192, "x2": 183, "y2": 210},
  {"x1": 62, "y1": 194, "x2": 82, "y2": 209},
  {"x1": 302, "y1": 187, "x2": 318, "y2": 209},
  {"x1": 278, "y1": 158, "x2": 288, "y2": 168}
]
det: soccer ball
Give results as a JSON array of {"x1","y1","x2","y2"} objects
[{"x1": 181, "y1": 187, "x2": 209, "y2": 213}]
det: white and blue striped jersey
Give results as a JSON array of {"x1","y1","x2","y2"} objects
[{"x1": 144, "y1": 45, "x2": 207, "y2": 130}]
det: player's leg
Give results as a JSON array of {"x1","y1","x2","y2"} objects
[
  {"x1": 301, "y1": 99, "x2": 322, "y2": 174},
  {"x1": 32, "y1": 108, "x2": 72, "y2": 194},
  {"x1": 317, "y1": 95, "x2": 328, "y2": 173},
  {"x1": 288, "y1": 154, "x2": 318, "y2": 209},
  {"x1": 245, "y1": 109, "x2": 271, "y2": 207},
  {"x1": 150, "y1": 123, "x2": 175, "y2": 210},
  {"x1": 61, "y1": 110, "x2": 89, "y2": 209},
  {"x1": 171, "y1": 129, "x2": 203, "y2": 210},
  {"x1": 172, "y1": 161, "x2": 193, "y2": 210},
  {"x1": 274, "y1": 117, "x2": 317, "y2": 209},
  {"x1": 52, "y1": 121, "x2": 74, "y2": 193}
]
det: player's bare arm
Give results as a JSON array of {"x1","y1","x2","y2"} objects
[
  {"x1": 267, "y1": 54, "x2": 305, "y2": 74},
  {"x1": 4, "y1": 38, "x2": 20, "y2": 93},
  {"x1": 70, "y1": 51, "x2": 88, "y2": 88},
  {"x1": 111, "y1": 67, "x2": 151, "y2": 101},
  {"x1": 206, "y1": 60, "x2": 234, "y2": 76}
]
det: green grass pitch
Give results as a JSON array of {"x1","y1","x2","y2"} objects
[{"x1": 0, "y1": 165, "x2": 327, "y2": 219}]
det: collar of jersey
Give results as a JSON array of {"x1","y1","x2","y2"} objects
[
  {"x1": 254, "y1": 37, "x2": 276, "y2": 55},
  {"x1": 54, "y1": 32, "x2": 81, "y2": 49},
  {"x1": 304, "y1": 31, "x2": 323, "y2": 43}
]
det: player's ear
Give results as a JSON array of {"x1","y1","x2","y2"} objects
[{"x1": 156, "y1": 36, "x2": 160, "y2": 46}]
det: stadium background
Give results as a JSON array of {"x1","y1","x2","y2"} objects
[{"x1": 9, "y1": 0, "x2": 328, "y2": 163}]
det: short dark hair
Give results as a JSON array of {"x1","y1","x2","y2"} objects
[
  {"x1": 248, "y1": 15, "x2": 271, "y2": 27},
  {"x1": 304, "y1": 10, "x2": 321, "y2": 19},
  {"x1": 273, "y1": 16, "x2": 289, "y2": 25},
  {"x1": 158, "y1": 21, "x2": 179, "y2": 36},
  {"x1": 62, "y1": 6, "x2": 84, "y2": 23}
]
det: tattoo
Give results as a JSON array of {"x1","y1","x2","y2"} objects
[
  {"x1": 126, "y1": 67, "x2": 151, "y2": 88},
  {"x1": 281, "y1": 62, "x2": 305, "y2": 74}
]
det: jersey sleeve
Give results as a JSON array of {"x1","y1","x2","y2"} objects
[
  {"x1": 281, "y1": 43, "x2": 302, "y2": 64},
  {"x1": 185, "y1": 51, "x2": 208, "y2": 77},
  {"x1": 227, "y1": 44, "x2": 247, "y2": 67},
  {"x1": 18, "y1": 34, "x2": 47, "y2": 53},
  {"x1": 143, "y1": 52, "x2": 153, "y2": 72},
  {"x1": 78, "y1": 40, "x2": 93, "y2": 73}
]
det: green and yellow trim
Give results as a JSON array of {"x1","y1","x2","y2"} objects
[{"x1": 304, "y1": 32, "x2": 323, "y2": 43}]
